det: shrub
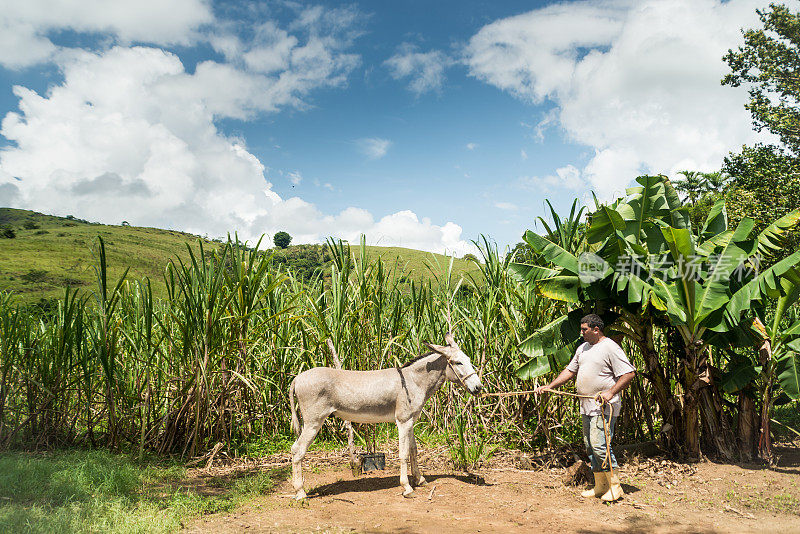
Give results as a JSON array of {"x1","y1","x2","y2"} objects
[
  {"x1": 0, "y1": 225, "x2": 15, "y2": 238},
  {"x1": 21, "y1": 269, "x2": 48, "y2": 284},
  {"x1": 23, "y1": 220, "x2": 40, "y2": 230},
  {"x1": 270, "y1": 243, "x2": 332, "y2": 282}
]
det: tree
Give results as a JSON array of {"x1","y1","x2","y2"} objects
[
  {"x1": 724, "y1": 146, "x2": 800, "y2": 263},
  {"x1": 273, "y1": 231, "x2": 292, "y2": 249},
  {"x1": 674, "y1": 170, "x2": 705, "y2": 206},
  {"x1": 722, "y1": 4, "x2": 800, "y2": 260},
  {"x1": 700, "y1": 172, "x2": 731, "y2": 194},
  {"x1": 723, "y1": 4, "x2": 800, "y2": 155}
]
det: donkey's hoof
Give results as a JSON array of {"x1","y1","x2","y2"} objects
[
  {"x1": 414, "y1": 476, "x2": 427, "y2": 487},
  {"x1": 294, "y1": 489, "x2": 307, "y2": 500},
  {"x1": 402, "y1": 488, "x2": 415, "y2": 498}
]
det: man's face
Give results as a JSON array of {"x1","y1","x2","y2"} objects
[{"x1": 580, "y1": 323, "x2": 601, "y2": 343}]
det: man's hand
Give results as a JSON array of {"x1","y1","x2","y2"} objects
[
  {"x1": 595, "y1": 390, "x2": 614, "y2": 403},
  {"x1": 535, "y1": 369, "x2": 576, "y2": 395}
]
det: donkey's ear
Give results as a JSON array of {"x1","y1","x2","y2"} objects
[
  {"x1": 444, "y1": 332, "x2": 456, "y2": 346},
  {"x1": 424, "y1": 342, "x2": 447, "y2": 353}
]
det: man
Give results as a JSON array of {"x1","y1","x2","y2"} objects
[{"x1": 534, "y1": 314, "x2": 635, "y2": 501}]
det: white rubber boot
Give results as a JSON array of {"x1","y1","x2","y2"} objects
[
  {"x1": 581, "y1": 471, "x2": 609, "y2": 498},
  {"x1": 601, "y1": 472, "x2": 624, "y2": 502}
]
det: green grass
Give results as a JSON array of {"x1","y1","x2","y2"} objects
[
  {"x1": 0, "y1": 208, "x2": 479, "y2": 304},
  {"x1": 726, "y1": 487, "x2": 800, "y2": 515},
  {"x1": 0, "y1": 449, "x2": 286, "y2": 534}
]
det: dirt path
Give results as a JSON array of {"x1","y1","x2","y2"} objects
[{"x1": 188, "y1": 446, "x2": 800, "y2": 534}]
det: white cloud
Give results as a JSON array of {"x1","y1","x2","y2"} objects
[
  {"x1": 521, "y1": 149, "x2": 528, "y2": 160},
  {"x1": 287, "y1": 171, "x2": 303, "y2": 185},
  {"x1": 368, "y1": 211, "x2": 473, "y2": 256},
  {"x1": 0, "y1": 45, "x2": 468, "y2": 256},
  {"x1": 384, "y1": 44, "x2": 452, "y2": 95},
  {"x1": 519, "y1": 164, "x2": 586, "y2": 194},
  {"x1": 466, "y1": 143, "x2": 478, "y2": 150},
  {"x1": 356, "y1": 137, "x2": 392, "y2": 159},
  {"x1": 494, "y1": 202, "x2": 518, "y2": 211},
  {"x1": 465, "y1": 0, "x2": 769, "y2": 197},
  {"x1": 0, "y1": 0, "x2": 213, "y2": 68}
]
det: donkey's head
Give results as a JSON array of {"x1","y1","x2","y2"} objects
[{"x1": 425, "y1": 333, "x2": 482, "y2": 396}]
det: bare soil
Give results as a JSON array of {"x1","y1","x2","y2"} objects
[{"x1": 188, "y1": 443, "x2": 800, "y2": 534}]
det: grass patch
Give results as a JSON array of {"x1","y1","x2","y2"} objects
[
  {"x1": 0, "y1": 449, "x2": 286, "y2": 534},
  {"x1": 726, "y1": 487, "x2": 800, "y2": 515}
]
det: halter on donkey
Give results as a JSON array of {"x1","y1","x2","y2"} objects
[{"x1": 289, "y1": 332, "x2": 483, "y2": 499}]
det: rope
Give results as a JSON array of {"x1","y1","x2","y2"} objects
[{"x1": 480, "y1": 388, "x2": 615, "y2": 478}]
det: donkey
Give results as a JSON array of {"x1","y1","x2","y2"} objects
[{"x1": 289, "y1": 333, "x2": 482, "y2": 499}]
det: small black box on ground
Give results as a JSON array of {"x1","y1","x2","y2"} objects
[{"x1": 359, "y1": 452, "x2": 385, "y2": 473}]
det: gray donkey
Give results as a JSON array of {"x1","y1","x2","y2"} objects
[{"x1": 289, "y1": 333, "x2": 482, "y2": 499}]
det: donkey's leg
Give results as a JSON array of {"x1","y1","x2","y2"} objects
[
  {"x1": 410, "y1": 430, "x2": 426, "y2": 487},
  {"x1": 396, "y1": 418, "x2": 415, "y2": 497},
  {"x1": 291, "y1": 417, "x2": 325, "y2": 500}
]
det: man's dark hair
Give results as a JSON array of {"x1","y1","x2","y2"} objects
[{"x1": 581, "y1": 313, "x2": 604, "y2": 331}]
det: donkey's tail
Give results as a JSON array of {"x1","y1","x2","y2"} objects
[{"x1": 290, "y1": 377, "x2": 300, "y2": 435}]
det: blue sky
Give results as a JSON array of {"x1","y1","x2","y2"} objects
[{"x1": 0, "y1": 0, "x2": 776, "y2": 255}]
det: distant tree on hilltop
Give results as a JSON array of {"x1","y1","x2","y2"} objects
[{"x1": 273, "y1": 231, "x2": 292, "y2": 249}]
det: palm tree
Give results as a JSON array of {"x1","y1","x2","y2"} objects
[
  {"x1": 675, "y1": 170, "x2": 704, "y2": 206},
  {"x1": 700, "y1": 172, "x2": 731, "y2": 194}
]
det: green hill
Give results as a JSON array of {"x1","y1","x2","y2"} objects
[{"x1": 0, "y1": 208, "x2": 479, "y2": 304}]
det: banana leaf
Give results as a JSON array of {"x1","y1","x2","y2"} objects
[
  {"x1": 757, "y1": 209, "x2": 800, "y2": 259},
  {"x1": 725, "y1": 250, "x2": 800, "y2": 325},
  {"x1": 660, "y1": 176, "x2": 691, "y2": 229},
  {"x1": 518, "y1": 310, "x2": 585, "y2": 359},
  {"x1": 522, "y1": 230, "x2": 580, "y2": 273},
  {"x1": 651, "y1": 278, "x2": 689, "y2": 325},
  {"x1": 587, "y1": 204, "x2": 626, "y2": 244},
  {"x1": 700, "y1": 198, "x2": 727, "y2": 241},
  {"x1": 516, "y1": 354, "x2": 553, "y2": 380},
  {"x1": 720, "y1": 353, "x2": 758, "y2": 394},
  {"x1": 776, "y1": 346, "x2": 800, "y2": 400},
  {"x1": 536, "y1": 275, "x2": 581, "y2": 303},
  {"x1": 694, "y1": 220, "x2": 756, "y2": 325},
  {"x1": 508, "y1": 263, "x2": 560, "y2": 284}
]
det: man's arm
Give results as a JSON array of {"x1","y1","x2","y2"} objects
[
  {"x1": 534, "y1": 368, "x2": 576, "y2": 394},
  {"x1": 597, "y1": 371, "x2": 635, "y2": 402}
]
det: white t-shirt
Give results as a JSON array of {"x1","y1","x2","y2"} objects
[{"x1": 566, "y1": 337, "x2": 635, "y2": 416}]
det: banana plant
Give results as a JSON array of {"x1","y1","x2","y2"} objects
[
  {"x1": 512, "y1": 176, "x2": 686, "y2": 377},
  {"x1": 741, "y1": 268, "x2": 800, "y2": 461},
  {"x1": 511, "y1": 175, "x2": 800, "y2": 459}
]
